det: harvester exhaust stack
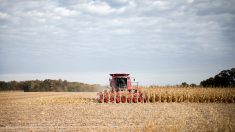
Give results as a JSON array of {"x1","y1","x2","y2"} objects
[{"x1": 97, "y1": 73, "x2": 143, "y2": 103}]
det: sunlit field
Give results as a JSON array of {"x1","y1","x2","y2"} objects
[{"x1": 0, "y1": 89, "x2": 234, "y2": 131}]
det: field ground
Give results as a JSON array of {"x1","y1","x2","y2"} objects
[{"x1": 0, "y1": 92, "x2": 234, "y2": 131}]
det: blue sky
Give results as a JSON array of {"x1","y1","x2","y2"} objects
[{"x1": 0, "y1": 0, "x2": 235, "y2": 85}]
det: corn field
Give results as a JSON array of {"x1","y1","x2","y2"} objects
[
  {"x1": 0, "y1": 91, "x2": 234, "y2": 131},
  {"x1": 141, "y1": 87, "x2": 235, "y2": 103}
]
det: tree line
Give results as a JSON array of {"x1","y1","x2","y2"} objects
[
  {"x1": 1, "y1": 68, "x2": 234, "y2": 91},
  {"x1": 200, "y1": 68, "x2": 235, "y2": 88},
  {"x1": 0, "y1": 79, "x2": 104, "y2": 92}
]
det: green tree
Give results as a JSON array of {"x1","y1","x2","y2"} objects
[{"x1": 181, "y1": 82, "x2": 189, "y2": 87}]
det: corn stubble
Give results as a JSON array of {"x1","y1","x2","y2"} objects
[{"x1": 0, "y1": 91, "x2": 234, "y2": 131}]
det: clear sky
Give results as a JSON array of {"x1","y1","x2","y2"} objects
[{"x1": 0, "y1": 0, "x2": 234, "y2": 85}]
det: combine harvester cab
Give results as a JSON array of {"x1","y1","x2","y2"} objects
[{"x1": 98, "y1": 73, "x2": 143, "y2": 103}]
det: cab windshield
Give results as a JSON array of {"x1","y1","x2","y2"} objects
[{"x1": 116, "y1": 78, "x2": 127, "y2": 88}]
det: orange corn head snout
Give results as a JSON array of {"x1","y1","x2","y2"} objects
[{"x1": 98, "y1": 90, "x2": 144, "y2": 103}]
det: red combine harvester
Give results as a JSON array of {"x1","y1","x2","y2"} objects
[{"x1": 97, "y1": 73, "x2": 143, "y2": 103}]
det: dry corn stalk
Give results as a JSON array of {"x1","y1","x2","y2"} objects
[{"x1": 140, "y1": 87, "x2": 235, "y2": 103}]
